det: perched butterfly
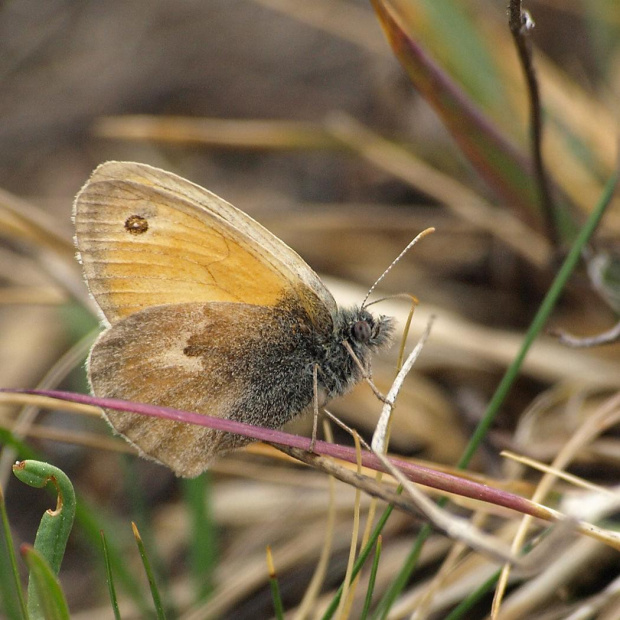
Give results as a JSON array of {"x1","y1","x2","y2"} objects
[{"x1": 74, "y1": 162, "x2": 393, "y2": 477}]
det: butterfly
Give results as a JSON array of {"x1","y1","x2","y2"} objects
[{"x1": 74, "y1": 161, "x2": 393, "y2": 477}]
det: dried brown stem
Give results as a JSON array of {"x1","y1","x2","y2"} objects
[{"x1": 508, "y1": 0, "x2": 558, "y2": 245}]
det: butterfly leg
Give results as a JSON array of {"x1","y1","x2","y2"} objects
[
  {"x1": 342, "y1": 340, "x2": 389, "y2": 404},
  {"x1": 322, "y1": 408, "x2": 371, "y2": 453},
  {"x1": 309, "y1": 363, "x2": 320, "y2": 452}
]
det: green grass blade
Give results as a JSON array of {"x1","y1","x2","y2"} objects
[
  {"x1": 78, "y1": 501, "x2": 151, "y2": 617},
  {"x1": 0, "y1": 482, "x2": 27, "y2": 619},
  {"x1": 458, "y1": 169, "x2": 618, "y2": 469},
  {"x1": 0, "y1": 427, "x2": 40, "y2": 461},
  {"x1": 266, "y1": 546, "x2": 284, "y2": 619},
  {"x1": 21, "y1": 545, "x2": 70, "y2": 620},
  {"x1": 132, "y1": 522, "x2": 167, "y2": 620},
  {"x1": 371, "y1": 0, "x2": 540, "y2": 222},
  {"x1": 180, "y1": 474, "x2": 216, "y2": 603},
  {"x1": 443, "y1": 569, "x2": 501, "y2": 620},
  {"x1": 121, "y1": 456, "x2": 174, "y2": 616},
  {"x1": 3, "y1": 455, "x2": 150, "y2": 617},
  {"x1": 100, "y1": 530, "x2": 121, "y2": 620},
  {"x1": 372, "y1": 525, "x2": 429, "y2": 619},
  {"x1": 320, "y1": 502, "x2": 395, "y2": 620},
  {"x1": 360, "y1": 535, "x2": 382, "y2": 620}
]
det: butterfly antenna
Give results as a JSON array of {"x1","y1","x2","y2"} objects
[{"x1": 361, "y1": 227, "x2": 435, "y2": 308}]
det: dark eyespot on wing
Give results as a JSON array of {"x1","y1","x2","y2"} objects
[{"x1": 125, "y1": 214, "x2": 149, "y2": 235}]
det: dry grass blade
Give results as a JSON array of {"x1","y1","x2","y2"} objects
[
  {"x1": 325, "y1": 113, "x2": 551, "y2": 266},
  {"x1": 293, "y1": 421, "x2": 337, "y2": 619},
  {"x1": 493, "y1": 392, "x2": 620, "y2": 616},
  {"x1": 94, "y1": 116, "x2": 340, "y2": 150}
]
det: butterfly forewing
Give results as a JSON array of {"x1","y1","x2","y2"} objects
[{"x1": 73, "y1": 161, "x2": 336, "y2": 327}]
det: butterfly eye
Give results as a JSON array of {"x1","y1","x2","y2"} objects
[{"x1": 352, "y1": 319, "x2": 372, "y2": 343}]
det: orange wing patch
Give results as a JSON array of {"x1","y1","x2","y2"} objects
[
  {"x1": 74, "y1": 162, "x2": 337, "y2": 327},
  {"x1": 75, "y1": 175, "x2": 293, "y2": 324}
]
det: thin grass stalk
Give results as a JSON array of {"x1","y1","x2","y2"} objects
[
  {"x1": 360, "y1": 536, "x2": 382, "y2": 620},
  {"x1": 180, "y1": 474, "x2": 216, "y2": 604},
  {"x1": 100, "y1": 531, "x2": 121, "y2": 620},
  {"x1": 132, "y1": 522, "x2": 167, "y2": 620}
]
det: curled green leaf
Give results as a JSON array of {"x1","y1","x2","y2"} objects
[{"x1": 13, "y1": 461, "x2": 76, "y2": 619}]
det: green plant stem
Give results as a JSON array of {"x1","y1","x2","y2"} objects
[
  {"x1": 180, "y1": 474, "x2": 216, "y2": 603},
  {"x1": 78, "y1": 502, "x2": 151, "y2": 616},
  {"x1": 121, "y1": 456, "x2": 174, "y2": 617},
  {"x1": 372, "y1": 523, "x2": 429, "y2": 619},
  {"x1": 11, "y1": 461, "x2": 76, "y2": 576},
  {"x1": 269, "y1": 574, "x2": 284, "y2": 620},
  {"x1": 360, "y1": 536, "x2": 382, "y2": 620},
  {"x1": 100, "y1": 531, "x2": 121, "y2": 620},
  {"x1": 443, "y1": 569, "x2": 501, "y2": 620},
  {"x1": 320, "y1": 503, "x2": 395, "y2": 619}
]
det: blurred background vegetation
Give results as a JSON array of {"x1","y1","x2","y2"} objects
[{"x1": 1, "y1": 1, "x2": 619, "y2": 618}]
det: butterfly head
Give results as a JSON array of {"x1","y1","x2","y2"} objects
[
  {"x1": 324, "y1": 305, "x2": 394, "y2": 396},
  {"x1": 346, "y1": 306, "x2": 394, "y2": 353}
]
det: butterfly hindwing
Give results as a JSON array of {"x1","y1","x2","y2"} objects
[{"x1": 89, "y1": 301, "x2": 319, "y2": 477}]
